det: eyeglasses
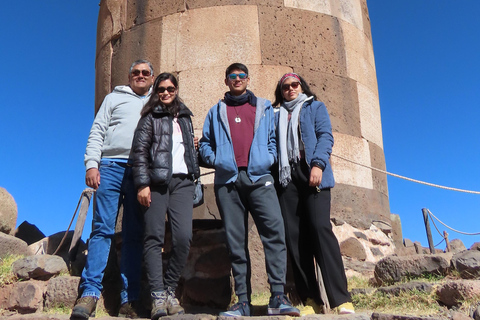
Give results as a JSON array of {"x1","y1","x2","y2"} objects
[
  {"x1": 157, "y1": 86, "x2": 176, "y2": 93},
  {"x1": 131, "y1": 69, "x2": 151, "y2": 77},
  {"x1": 282, "y1": 81, "x2": 301, "y2": 91},
  {"x1": 227, "y1": 73, "x2": 248, "y2": 80}
]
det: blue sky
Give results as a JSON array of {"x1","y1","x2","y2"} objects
[{"x1": 1, "y1": 1, "x2": 479, "y2": 249}]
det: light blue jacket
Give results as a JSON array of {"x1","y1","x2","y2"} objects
[
  {"x1": 275, "y1": 98, "x2": 335, "y2": 189},
  {"x1": 199, "y1": 97, "x2": 277, "y2": 185}
]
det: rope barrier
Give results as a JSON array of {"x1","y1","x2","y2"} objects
[
  {"x1": 427, "y1": 209, "x2": 480, "y2": 236},
  {"x1": 331, "y1": 153, "x2": 480, "y2": 195},
  {"x1": 332, "y1": 153, "x2": 480, "y2": 237}
]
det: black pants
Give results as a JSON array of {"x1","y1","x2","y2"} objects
[
  {"x1": 277, "y1": 161, "x2": 350, "y2": 308},
  {"x1": 215, "y1": 171, "x2": 287, "y2": 302},
  {"x1": 143, "y1": 175, "x2": 194, "y2": 293}
]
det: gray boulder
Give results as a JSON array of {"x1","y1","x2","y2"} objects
[
  {"x1": 0, "y1": 187, "x2": 17, "y2": 235},
  {"x1": 436, "y1": 280, "x2": 480, "y2": 307},
  {"x1": 44, "y1": 276, "x2": 80, "y2": 310},
  {"x1": 0, "y1": 232, "x2": 30, "y2": 257},
  {"x1": 451, "y1": 250, "x2": 480, "y2": 279},
  {"x1": 449, "y1": 239, "x2": 467, "y2": 254},
  {"x1": 12, "y1": 254, "x2": 68, "y2": 280},
  {"x1": 374, "y1": 253, "x2": 451, "y2": 285}
]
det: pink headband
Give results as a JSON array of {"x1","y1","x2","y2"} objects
[{"x1": 279, "y1": 73, "x2": 301, "y2": 86}]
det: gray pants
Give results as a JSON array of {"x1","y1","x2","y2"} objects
[
  {"x1": 143, "y1": 175, "x2": 194, "y2": 293},
  {"x1": 215, "y1": 170, "x2": 287, "y2": 301}
]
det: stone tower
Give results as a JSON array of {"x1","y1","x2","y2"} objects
[{"x1": 95, "y1": 0, "x2": 390, "y2": 232}]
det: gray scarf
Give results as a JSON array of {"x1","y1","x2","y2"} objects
[{"x1": 278, "y1": 93, "x2": 310, "y2": 187}]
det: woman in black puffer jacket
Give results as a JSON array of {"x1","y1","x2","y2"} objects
[{"x1": 131, "y1": 72, "x2": 199, "y2": 320}]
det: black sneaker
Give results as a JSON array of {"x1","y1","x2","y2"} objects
[
  {"x1": 70, "y1": 296, "x2": 98, "y2": 320},
  {"x1": 267, "y1": 294, "x2": 300, "y2": 316},
  {"x1": 219, "y1": 301, "x2": 251, "y2": 317},
  {"x1": 151, "y1": 291, "x2": 168, "y2": 320}
]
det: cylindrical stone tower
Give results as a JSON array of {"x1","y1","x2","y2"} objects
[{"x1": 95, "y1": 0, "x2": 390, "y2": 231}]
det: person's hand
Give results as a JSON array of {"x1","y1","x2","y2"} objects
[
  {"x1": 309, "y1": 166, "x2": 323, "y2": 187},
  {"x1": 137, "y1": 186, "x2": 151, "y2": 207},
  {"x1": 85, "y1": 168, "x2": 100, "y2": 189},
  {"x1": 194, "y1": 136, "x2": 199, "y2": 150}
]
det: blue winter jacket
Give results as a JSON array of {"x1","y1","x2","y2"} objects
[
  {"x1": 275, "y1": 98, "x2": 335, "y2": 189},
  {"x1": 199, "y1": 97, "x2": 277, "y2": 185}
]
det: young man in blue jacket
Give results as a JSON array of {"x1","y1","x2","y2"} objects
[{"x1": 199, "y1": 63, "x2": 300, "y2": 317}]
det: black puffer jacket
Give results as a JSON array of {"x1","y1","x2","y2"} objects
[{"x1": 132, "y1": 103, "x2": 200, "y2": 189}]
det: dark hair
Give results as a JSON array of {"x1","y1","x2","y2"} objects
[
  {"x1": 272, "y1": 73, "x2": 317, "y2": 107},
  {"x1": 141, "y1": 73, "x2": 183, "y2": 117},
  {"x1": 225, "y1": 63, "x2": 248, "y2": 78}
]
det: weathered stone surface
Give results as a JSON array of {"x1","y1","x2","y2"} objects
[
  {"x1": 0, "y1": 283, "x2": 13, "y2": 309},
  {"x1": 436, "y1": 280, "x2": 480, "y2": 307},
  {"x1": 374, "y1": 254, "x2": 451, "y2": 285},
  {"x1": 354, "y1": 231, "x2": 368, "y2": 241},
  {"x1": 343, "y1": 257, "x2": 375, "y2": 278},
  {"x1": 0, "y1": 232, "x2": 30, "y2": 257},
  {"x1": 14, "y1": 221, "x2": 45, "y2": 246},
  {"x1": 377, "y1": 281, "x2": 434, "y2": 296},
  {"x1": 451, "y1": 250, "x2": 480, "y2": 279},
  {"x1": 194, "y1": 246, "x2": 231, "y2": 277},
  {"x1": 44, "y1": 276, "x2": 80, "y2": 310},
  {"x1": 370, "y1": 247, "x2": 383, "y2": 257},
  {"x1": 371, "y1": 312, "x2": 449, "y2": 320},
  {"x1": 340, "y1": 237, "x2": 366, "y2": 261},
  {"x1": 471, "y1": 242, "x2": 480, "y2": 251},
  {"x1": 449, "y1": 239, "x2": 467, "y2": 254},
  {"x1": 5, "y1": 280, "x2": 47, "y2": 313},
  {"x1": 12, "y1": 255, "x2": 68, "y2": 281},
  {"x1": 369, "y1": 142, "x2": 388, "y2": 199},
  {"x1": 0, "y1": 187, "x2": 17, "y2": 235},
  {"x1": 450, "y1": 310, "x2": 472, "y2": 320},
  {"x1": 404, "y1": 239, "x2": 414, "y2": 248}
]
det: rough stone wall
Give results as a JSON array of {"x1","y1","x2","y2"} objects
[{"x1": 95, "y1": 0, "x2": 390, "y2": 229}]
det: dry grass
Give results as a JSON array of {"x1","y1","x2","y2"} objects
[{"x1": 0, "y1": 254, "x2": 23, "y2": 287}]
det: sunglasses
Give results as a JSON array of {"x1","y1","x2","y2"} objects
[
  {"x1": 157, "y1": 86, "x2": 176, "y2": 93},
  {"x1": 131, "y1": 69, "x2": 151, "y2": 77},
  {"x1": 227, "y1": 73, "x2": 248, "y2": 80},
  {"x1": 282, "y1": 81, "x2": 301, "y2": 91}
]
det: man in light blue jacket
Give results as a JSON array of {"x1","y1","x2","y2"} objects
[
  {"x1": 71, "y1": 60, "x2": 154, "y2": 320},
  {"x1": 199, "y1": 63, "x2": 300, "y2": 317}
]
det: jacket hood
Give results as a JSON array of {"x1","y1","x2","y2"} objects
[{"x1": 113, "y1": 85, "x2": 153, "y2": 98}]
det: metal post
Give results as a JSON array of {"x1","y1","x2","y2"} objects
[{"x1": 422, "y1": 208, "x2": 435, "y2": 254}]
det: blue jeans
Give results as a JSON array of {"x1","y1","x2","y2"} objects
[{"x1": 80, "y1": 159, "x2": 143, "y2": 304}]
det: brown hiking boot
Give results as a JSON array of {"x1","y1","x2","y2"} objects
[
  {"x1": 70, "y1": 296, "x2": 98, "y2": 320},
  {"x1": 166, "y1": 287, "x2": 184, "y2": 315},
  {"x1": 118, "y1": 301, "x2": 139, "y2": 318}
]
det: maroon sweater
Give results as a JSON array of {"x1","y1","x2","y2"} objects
[{"x1": 226, "y1": 103, "x2": 256, "y2": 168}]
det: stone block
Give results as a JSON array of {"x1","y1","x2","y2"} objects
[
  {"x1": 96, "y1": 0, "x2": 125, "y2": 51},
  {"x1": 341, "y1": 19, "x2": 377, "y2": 92},
  {"x1": 340, "y1": 237, "x2": 366, "y2": 261},
  {"x1": 7, "y1": 280, "x2": 47, "y2": 313},
  {"x1": 95, "y1": 43, "x2": 113, "y2": 114},
  {"x1": 0, "y1": 187, "x2": 17, "y2": 235},
  {"x1": 111, "y1": 20, "x2": 162, "y2": 88},
  {"x1": 331, "y1": 132, "x2": 373, "y2": 189},
  {"x1": 436, "y1": 280, "x2": 480, "y2": 307},
  {"x1": 293, "y1": 67, "x2": 361, "y2": 137},
  {"x1": 369, "y1": 141, "x2": 388, "y2": 196},
  {"x1": 358, "y1": 82, "x2": 383, "y2": 148},
  {"x1": 258, "y1": 6, "x2": 348, "y2": 77},
  {"x1": 161, "y1": 6, "x2": 261, "y2": 72},
  {"x1": 331, "y1": 183, "x2": 390, "y2": 229},
  {"x1": 0, "y1": 233, "x2": 29, "y2": 258},
  {"x1": 390, "y1": 213, "x2": 403, "y2": 244},
  {"x1": 44, "y1": 276, "x2": 80, "y2": 310},
  {"x1": 125, "y1": 0, "x2": 184, "y2": 29}
]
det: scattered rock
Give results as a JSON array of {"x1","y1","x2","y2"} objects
[
  {"x1": 354, "y1": 231, "x2": 368, "y2": 241},
  {"x1": 331, "y1": 217, "x2": 345, "y2": 226},
  {"x1": 0, "y1": 187, "x2": 17, "y2": 235},
  {"x1": 374, "y1": 254, "x2": 451, "y2": 285},
  {"x1": 436, "y1": 280, "x2": 480, "y2": 307},
  {"x1": 4, "y1": 280, "x2": 47, "y2": 313},
  {"x1": 404, "y1": 239, "x2": 414, "y2": 248},
  {"x1": 450, "y1": 310, "x2": 472, "y2": 320},
  {"x1": 340, "y1": 237, "x2": 367, "y2": 261},
  {"x1": 470, "y1": 242, "x2": 480, "y2": 251},
  {"x1": 12, "y1": 255, "x2": 68, "y2": 280},
  {"x1": 44, "y1": 276, "x2": 80, "y2": 310},
  {"x1": 449, "y1": 239, "x2": 467, "y2": 254},
  {"x1": 377, "y1": 281, "x2": 434, "y2": 296},
  {"x1": 0, "y1": 232, "x2": 30, "y2": 257},
  {"x1": 370, "y1": 247, "x2": 384, "y2": 257},
  {"x1": 451, "y1": 250, "x2": 480, "y2": 279},
  {"x1": 390, "y1": 214, "x2": 403, "y2": 244}
]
